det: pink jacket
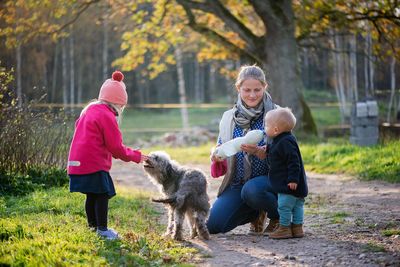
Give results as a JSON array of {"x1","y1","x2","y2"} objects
[{"x1": 67, "y1": 103, "x2": 141, "y2": 175}]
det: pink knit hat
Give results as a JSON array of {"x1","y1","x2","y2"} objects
[{"x1": 98, "y1": 71, "x2": 128, "y2": 105}]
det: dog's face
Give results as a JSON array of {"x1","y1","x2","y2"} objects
[{"x1": 143, "y1": 151, "x2": 173, "y2": 184}]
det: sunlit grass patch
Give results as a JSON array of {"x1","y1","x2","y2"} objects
[
  {"x1": 141, "y1": 139, "x2": 400, "y2": 183},
  {"x1": 305, "y1": 194, "x2": 328, "y2": 209},
  {"x1": 362, "y1": 241, "x2": 386, "y2": 252},
  {"x1": 142, "y1": 142, "x2": 214, "y2": 165},
  {"x1": 381, "y1": 229, "x2": 400, "y2": 237},
  {"x1": 300, "y1": 140, "x2": 400, "y2": 183},
  {"x1": 330, "y1": 211, "x2": 350, "y2": 224},
  {"x1": 0, "y1": 187, "x2": 198, "y2": 266}
]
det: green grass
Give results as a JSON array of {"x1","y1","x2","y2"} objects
[
  {"x1": 120, "y1": 108, "x2": 225, "y2": 144},
  {"x1": 303, "y1": 89, "x2": 338, "y2": 103},
  {"x1": 142, "y1": 143, "x2": 214, "y2": 164},
  {"x1": 362, "y1": 242, "x2": 386, "y2": 252},
  {"x1": 310, "y1": 106, "x2": 341, "y2": 129},
  {"x1": 141, "y1": 139, "x2": 399, "y2": 183},
  {"x1": 330, "y1": 211, "x2": 350, "y2": 224},
  {"x1": 381, "y1": 229, "x2": 400, "y2": 237},
  {"x1": 300, "y1": 139, "x2": 400, "y2": 183},
  {"x1": 0, "y1": 187, "x2": 197, "y2": 266},
  {"x1": 118, "y1": 98, "x2": 399, "y2": 184}
]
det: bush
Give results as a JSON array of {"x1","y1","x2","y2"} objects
[
  {"x1": 0, "y1": 166, "x2": 69, "y2": 196},
  {"x1": 0, "y1": 63, "x2": 73, "y2": 195}
]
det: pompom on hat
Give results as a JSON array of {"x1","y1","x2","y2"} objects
[{"x1": 98, "y1": 71, "x2": 128, "y2": 105}]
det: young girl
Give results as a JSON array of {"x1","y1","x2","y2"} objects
[{"x1": 67, "y1": 71, "x2": 148, "y2": 240}]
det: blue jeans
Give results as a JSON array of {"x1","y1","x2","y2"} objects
[
  {"x1": 277, "y1": 193, "x2": 305, "y2": 227},
  {"x1": 206, "y1": 176, "x2": 279, "y2": 234}
]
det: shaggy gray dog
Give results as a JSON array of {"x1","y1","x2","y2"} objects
[{"x1": 143, "y1": 151, "x2": 210, "y2": 241}]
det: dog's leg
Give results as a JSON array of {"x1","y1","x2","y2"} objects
[
  {"x1": 172, "y1": 209, "x2": 185, "y2": 241},
  {"x1": 163, "y1": 206, "x2": 175, "y2": 238},
  {"x1": 186, "y1": 209, "x2": 198, "y2": 239},
  {"x1": 195, "y1": 210, "x2": 210, "y2": 240}
]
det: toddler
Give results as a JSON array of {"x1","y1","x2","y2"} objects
[{"x1": 264, "y1": 107, "x2": 308, "y2": 239}]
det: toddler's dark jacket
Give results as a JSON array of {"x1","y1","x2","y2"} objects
[{"x1": 267, "y1": 132, "x2": 308, "y2": 198}]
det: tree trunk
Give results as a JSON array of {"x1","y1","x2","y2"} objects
[
  {"x1": 203, "y1": 64, "x2": 211, "y2": 103},
  {"x1": 262, "y1": 0, "x2": 316, "y2": 134},
  {"x1": 332, "y1": 31, "x2": 347, "y2": 124},
  {"x1": 69, "y1": 26, "x2": 75, "y2": 111},
  {"x1": 209, "y1": 63, "x2": 216, "y2": 102},
  {"x1": 302, "y1": 47, "x2": 310, "y2": 89},
  {"x1": 77, "y1": 64, "x2": 83, "y2": 104},
  {"x1": 62, "y1": 37, "x2": 68, "y2": 108},
  {"x1": 386, "y1": 57, "x2": 396, "y2": 123},
  {"x1": 174, "y1": 46, "x2": 190, "y2": 131},
  {"x1": 102, "y1": 11, "x2": 109, "y2": 80},
  {"x1": 16, "y1": 43, "x2": 22, "y2": 107},
  {"x1": 194, "y1": 57, "x2": 202, "y2": 103},
  {"x1": 349, "y1": 34, "x2": 358, "y2": 102},
  {"x1": 367, "y1": 32, "x2": 375, "y2": 96},
  {"x1": 42, "y1": 41, "x2": 48, "y2": 99},
  {"x1": 51, "y1": 42, "x2": 59, "y2": 103}
]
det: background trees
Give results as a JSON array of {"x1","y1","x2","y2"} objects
[{"x1": 0, "y1": 0, "x2": 399, "y2": 127}]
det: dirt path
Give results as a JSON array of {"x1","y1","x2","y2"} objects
[{"x1": 111, "y1": 161, "x2": 400, "y2": 266}]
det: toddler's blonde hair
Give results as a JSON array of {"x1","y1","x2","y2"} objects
[{"x1": 265, "y1": 107, "x2": 296, "y2": 132}]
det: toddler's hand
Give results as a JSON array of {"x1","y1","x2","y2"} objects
[{"x1": 288, "y1": 182, "x2": 297, "y2": 190}]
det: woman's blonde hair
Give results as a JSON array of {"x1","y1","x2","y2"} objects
[{"x1": 235, "y1": 65, "x2": 268, "y2": 88}]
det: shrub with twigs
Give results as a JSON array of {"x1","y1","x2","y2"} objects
[{"x1": 0, "y1": 64, "x2": 73, "y2": 195}]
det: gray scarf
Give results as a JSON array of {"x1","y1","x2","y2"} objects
[
  {"x1": 232, "y1": 91, "x2": 275, "y2": 182},
  {"x1": 233, "y1": 91, "x2": 275, "y2": 129}
]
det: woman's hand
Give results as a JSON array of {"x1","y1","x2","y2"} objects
[
  {"x1": 210, "y1": 146, "x2": 225, "y2": 162},
  {"x1": 241, "y1": 144, "x2": 266, "y2": 159}
]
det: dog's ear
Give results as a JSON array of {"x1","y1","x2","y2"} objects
[{"x1": 166, "y1": 163, "x2": 174, "y2": 177}]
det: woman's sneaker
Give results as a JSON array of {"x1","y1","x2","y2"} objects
[{"x1": 97, "y1": 228, "x2": 119, "y2": 240}]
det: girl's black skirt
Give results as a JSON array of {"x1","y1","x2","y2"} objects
[{"x1": 69, "y1": 171, "x2": 116, "y2": 198}]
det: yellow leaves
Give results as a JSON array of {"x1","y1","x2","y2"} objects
[
  {"x1": 197, "y1": 42, "x2": 239, "y2": 62},
  {"x1": 130, "y1": 10, "x2": 148, "y2": 24},
  {"x1": 165, "y1": 54, "x2": 175, "y2": 65},
  {"x1": 53, "y1": 7, "x2": 68, "y2": 19},
  {"x1": 148, "y1": 62, "x2": 167, "y2": 79}
]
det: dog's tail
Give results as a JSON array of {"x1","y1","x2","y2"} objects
[{"x1": 151, "y1": 197, "x2": 177, "y2": 204}]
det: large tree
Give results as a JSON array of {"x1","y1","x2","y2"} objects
[
  {"x1": 173, "y1": 0, "x2": 316, "y2": 131},
  {"x1": 113, "y1": 0, "x2": 317, "y2": 133},
  {"x1": 171, "y1": 0, "x2": 399, "y2": 132}
]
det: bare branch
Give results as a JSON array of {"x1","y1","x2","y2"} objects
[
  {"x1": 205, "y1": 0, "x2": 262, "y2": 52},
  {"x1": 176, "y1": 0, "x2": 263, "y2": 64},
  {"x1": 52, "y1": 0, "x2": 101, "y2": 34}
]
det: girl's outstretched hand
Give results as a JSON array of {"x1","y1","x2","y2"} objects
[{"x1": 140, "y1": 154, "x2": 149, "y2": 163}]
